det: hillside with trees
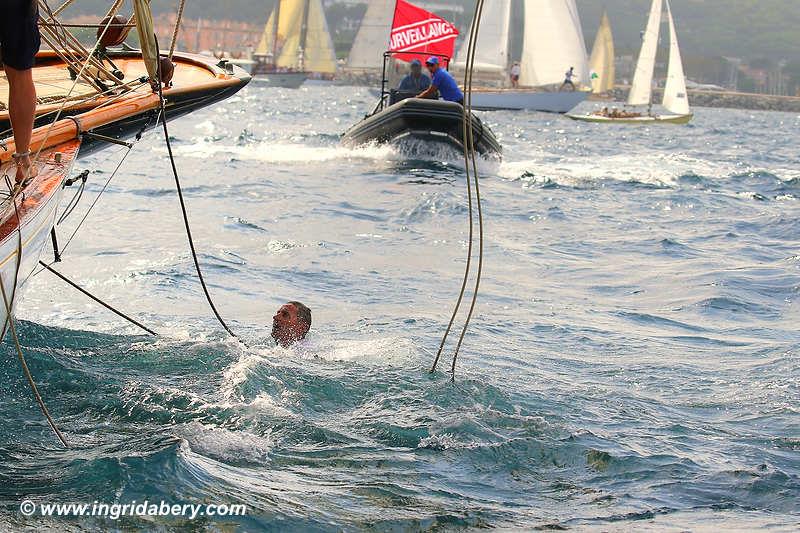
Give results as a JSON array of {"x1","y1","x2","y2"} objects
[{"x1": 63, "y1": 1, "x2": 800, "y2": 62}]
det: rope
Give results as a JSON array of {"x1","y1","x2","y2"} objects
[
  {"x1": 154, "y1": 37, "x2": 241, "y2": 341},
  {"x1": 0, "y1": 178, "x2": 68, "y2": 447},
  {"x1": 430, "y1": 0, "x2": 482, "y2": 376},
  {"x1": 168, "y1": 0, "x2": 187, "y2": 59},
  {"x1": 450, "y1": 0, "x2": 486, "y2": 381},
  {"x1": 22, "y1": 0, "x2": 126, "y2": 188},
  {"x1": 38, "y1": 261, "x2": 157, "y2": 336}
]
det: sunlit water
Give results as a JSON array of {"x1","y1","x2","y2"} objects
[{"x1": 1, "y1": 85, "x2": 799, "y2": 530}]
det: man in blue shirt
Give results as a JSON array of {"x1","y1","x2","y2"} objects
[
  {"x1": 398, "y1": 59, "x2": 430, "y2": 92},
  {"x1": 416, "y1": 56, "x2": 463, "y2": 105}
]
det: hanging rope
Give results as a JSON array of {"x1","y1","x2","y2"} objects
[
  {"x1": 38, "y1": 261, "x2": 157, "y2": 336},
  {"x1": 0, "y1": 178, "x2": 68, "y2": 447},
  {"x1": 430, "y1": 0, "x2": 485, "y2": 378},
  {"x1": 168, "y1": 0, "x2": 187, "y2": 59},
  {"x1": 450, "y1": 0, "x2": 486, "y2": 381},
  {"x1": 153, "y1": 37, "x2": 241, "y2": 341}
]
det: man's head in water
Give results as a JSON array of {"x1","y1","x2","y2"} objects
[{"x1": 272, "y1": 301, "x2": 312, "y2": 347}]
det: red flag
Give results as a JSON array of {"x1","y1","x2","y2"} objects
[{"x1": 389, "y1": 0, "x2": 459, "y2": 65}]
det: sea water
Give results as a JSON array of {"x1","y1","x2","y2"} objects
[{"x1": 1, "y1": 86, "x2": 798, "y2": 530}]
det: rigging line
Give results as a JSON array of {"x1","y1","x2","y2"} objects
[
  {"x1": 26, "y1": 0, "x2": 125, "y2": 183},
  {"x1": 59, "y1": 107, "x2": 161, "y2": 255},
  {"x1": 38, "y1": 261, "x2": 157, "y2": 336},
  {"x1": 154, "y1": 37, "x2": 241, "y2": 341},
  {"x1": 451, "y1": 0, "x2": 486, "y2": 381},
  {"x1": 0, "y1": 178, "x2": 69, "y2": 447},
  {"x1": 30, "y1": 108, "x2": 159, "y2": 281},
  {"x1": 430, "y1": 0, "x2": 481, "y2": 374},
  {"x1": 168, "y1": 0, "x2": 187, "y2": 59},
  {"x1": 37, "y1": 1, "x2": 125, "y2": 91},
  {"x1": 56, "y1": 170, "x2": 88, "y2": 225}
]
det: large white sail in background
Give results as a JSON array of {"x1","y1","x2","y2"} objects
[
  {"x1": 519, "y1": 0, "x2": 589, "y2": 87},
  {"x1": 589, "y1": 10, "x2": 615, "y2": 93},
  {"x1": 346, "y1": 0, "x2": 394, "y2": 70},
  {"x1": 454, "y1": 0, "x2": 511, "y2": 73},
  {"x1": 661, "y1": 0, "x2": 690, "y2": 115},
  {"x1": 628, "y1": 0, "x2": 662, "y2": 106}
]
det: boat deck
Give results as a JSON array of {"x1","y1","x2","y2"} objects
[{"x1": 0, "y1": 51, "x2": 233, "y2": 121}]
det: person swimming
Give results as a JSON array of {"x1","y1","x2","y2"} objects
[{"x1": 272, "y1": 301, "x2": 312, "y2": 347}]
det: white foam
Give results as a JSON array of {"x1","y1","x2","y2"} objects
[
  {"x1": 167, "y1": 139, "x2": 395, "y2": 164},
  {"x1": 178, "y1": 421, "x2": 272, "y2": 463},
  {"x1": 498, "y1": 150, "x2": 741, "y2": 187}
]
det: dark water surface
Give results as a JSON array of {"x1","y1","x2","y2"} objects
[{"x1": 2, "y1": 86, "x2": 799, "y2": 531}]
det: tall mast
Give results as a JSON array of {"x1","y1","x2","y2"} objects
[
  {"x1": 298, "y1": 0, "x2": 311, "y2": 71},
  {"x1": 272, "y1": 0, "x2": 282, "y2": 63}
]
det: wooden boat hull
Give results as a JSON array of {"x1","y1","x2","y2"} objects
[
  {"x1": 468, "y1": 89, "x2": 589, "y2": 113},
  {"x1": 342, "y1": 98, "x2": 502, "y2": 159},
  {"x1": 1, "y1": 50, "x2": 251, "y2": 157},
  {"x1": 0, "y1": 141, "x2": 79, "y2": 338},
  {"x1": 566, "y1": 112, "x2": 694, "y2": 124},
  {"x1": 250, "y1": 71, "x2": 309, "y2": 89}
]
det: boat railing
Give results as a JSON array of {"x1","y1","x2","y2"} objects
[{"x1": 374, "y1": 51, "x2": 451, "y2": 113}]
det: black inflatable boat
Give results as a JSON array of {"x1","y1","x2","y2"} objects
[{"x1": 342, "y1": 91, "x2": 502, "y2": 159}]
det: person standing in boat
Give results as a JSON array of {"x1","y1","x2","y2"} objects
[
  {"x1": 509, "y1": 62, "x2": 521, "y2": 88},
  {"x1": 561, "y1": 66, "x2": 576, "y2": 91},
  {"x1": 417, "y1": 56, "x2": 463, "y2": 106},
  {"x1": 1, "y1": 0, "x2": 41, "y2": 184},
  {"x1": 398, "y1": 59, "x2": 430, "y2": 93}
]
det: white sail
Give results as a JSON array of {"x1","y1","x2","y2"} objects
[
  {"x1": 453, "y1": 0, "x2": 511, "y2": 73},
  {"x1": 628, "y1": 0, "x2": 662, "y2": 106},
  {"x1": 589, "y1": 10, "x2": 615, "y2": 93},
  {"x1": 519, "y1": 0, "x2": 590, "y2": 87},
  {"x1": 346, "y1": 0, "x2": 394, "y2": 70},
  {"x1": 303, "y1": 0, "x2": 337, "y2": 74},
  {"x1": 661, "y1": 0, "x2": 690, "y2": 115}
]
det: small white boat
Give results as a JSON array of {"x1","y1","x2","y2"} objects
[{"x1": 568, "y1": 0, "x2": 692, "y2": 124}]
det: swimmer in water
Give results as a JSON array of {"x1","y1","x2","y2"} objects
[{"x1": 272, "y1": 301, "x2": 312, "y2": 347}]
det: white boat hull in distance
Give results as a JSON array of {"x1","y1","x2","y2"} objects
[
  {"x1": 468, "y1": 89, "x2": 589, "y2": 113},
  {"x1": 566, "y1": 112, "x2": 693, "y2": 124},
  {"x1": 250, "y1": 72, "x2": 309, "y2": 89}
]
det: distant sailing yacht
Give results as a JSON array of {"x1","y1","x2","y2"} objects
[
  {"x1": 568, "y1": 0, "x2": 692, "y2": 124},
  {"x1": 589, "y1": 10, "x2": 615, "y2": 94},
  {"x1": 252, "y1": 0, "x2": 337, "y2": 88},
  {"x1": 453, "y1": 0, "x2": 591, "y2": 113}
]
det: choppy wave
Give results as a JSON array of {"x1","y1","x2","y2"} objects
[{"x1": 4, "y1": 87, "x2": 800, "y2": 530}]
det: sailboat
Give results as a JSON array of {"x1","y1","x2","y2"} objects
[
  {"x1": 568, "y1": 0, "x2": 692, "y2": 124},
  {"x1": 342, "y1": 0, "x2": 395, "y2": 84},
  {"x1": 589, "y1": 10, "x2": 615, "y2": 94},
  {"x1": 453, "y1": 0, "x2": 591, "y2": 113},
  {"x1": 0, "y1": 3, "x2": 249, "y2": 340},
  {"x1": 252, "y1": 0, "x2": 337, "y2": 88}
]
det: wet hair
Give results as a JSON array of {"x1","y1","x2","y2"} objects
[{"x1": 289, "y1": 301, "x2": 312, "y2": 331}]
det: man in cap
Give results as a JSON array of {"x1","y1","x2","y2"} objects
[
  {"x1": 416, "y1": 56, "x2": 463, "y2": 105},
  {"x1": 398, "y1": 59, "x2": 431, "y2": 92}
]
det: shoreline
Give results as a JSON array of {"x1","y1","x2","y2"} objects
[{"x1": 607, "y1": 87, "x2": 800, "y2": 113}]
